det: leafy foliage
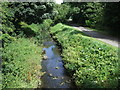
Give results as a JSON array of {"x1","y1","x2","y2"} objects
[
  {"x1": 19, "y1": 22, "x2": 41, "y2": 37},
  {"x1": 2, "y1": 38, "x2": 42, "y2": 88},
  {"x1": 0, "y1": 3, "x2": 16, "y2": 47},
  {"x1": 69, "y1": 2, "x2": 104, "y2": 27},
  {"x1": 1, "y1": 2, "x2": 120, "y2": 89},
  {"x1": 1, "y1": 3, "x2": 54, "y2": 88},
  {"x1": 8, "y1": 2, "x2": 55, "y2": 24},
  {"x1": 69, "y1": 2, "x2": 120, "y2": 35},
  {"x1": 50, "y1": 23, "x2": 119, "y2": 88},
  {"x1": 53, "y1": 4, "x2": 71, "y2": 23},
  {"x1": 19, "y1": 19, "x2": 53, "y2": 44}
]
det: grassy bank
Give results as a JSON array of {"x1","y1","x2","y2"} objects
[
  {"x1": 2, "y1": 38, "x2": 43, "y2": 88},
  {"x1": 50, "y1": 23, "x2": 119, "y2": 88},
  {"x1": 2, "y1": 19, "x2": 53, "y2": 88}
]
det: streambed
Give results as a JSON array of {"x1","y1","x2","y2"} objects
[{"x1": 39, "y1": 41, "x2": 76, "y2": 88}]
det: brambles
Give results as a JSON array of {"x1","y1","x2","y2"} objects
[{"x1": 50, "y1": 23, "x2": 119, "y2": 88}]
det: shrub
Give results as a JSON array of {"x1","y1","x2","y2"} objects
[
  {"x1": 19, "y1": 19, "x2": 53, "y2": 44},
  {"x1": 50, "y1": 23, "x2": 119, "y2": 88},
  {"x1": 70, "y1": 2, "x2": 104, "y2": 27},
  {"x1": 53, "y1": 4, "x2": 71, "y2": 23},
  {"x1": 41, "y1": 19, "x2": 53, "y2": 30},
  {"x1": 8, "y1": 2, "x2": 55, "y2": 24},
  {"x1": 19, "y1": 22, "x2": 41, "y2": 37},
  {"x1": 0, "y1": 3, "x2": 16, "y2": 47}
]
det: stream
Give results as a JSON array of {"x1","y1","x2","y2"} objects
[{"x1": 39, "y1": 40, "x2": 76, "y2": 88}]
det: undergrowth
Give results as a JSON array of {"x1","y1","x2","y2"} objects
[
  {"x1": 2, "y1": 38, "x2": 42, "y2": 88},
  {"x1": 50, "y1": 23, "x2": 119, "y2": 88},
  {"x1": 2, "y1": 19, "x2": 53, "y2": 88}
]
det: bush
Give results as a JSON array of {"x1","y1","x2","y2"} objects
[
  {"x1": 70, "y1": 2, "x2": 104, "y2": 27},
  {"x1": 19, "y1": 19, "x2": 53, "y2": 44},
  {"x1": 8, "y1": 2, "x2": 55, "y2": 24},
  {"x1": 53, "y1": 4, "x2": 71, "y2": 23},
  {"x1": 35, "y1": 19, "x2": 53, "y2": 44},
  {"x1": 2, "y1": 38, "x2": 43, "y2": 88},
  {"x1": 50, "y1": 23, "x2": 119, "y2": 88},
  {"x1": 0, "y1": 3, "x2": 16, "y2": 47},
  {"x1": 19, "y1": 22, "x2": 41, "y2": 37},
  {"x1": 41, "y1": 19, "x2": 53, "y2": 30}
]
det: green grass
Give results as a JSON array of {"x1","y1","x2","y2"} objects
[
  {"x1": 2, "y1": 20, "x2": 53, "y2": 88},
  {"x1": 50, "y1": 23, "x2": 119, "y2": 88},
  {"x1": 2, "y1": 38, "x2": 43, "y2": 88}
]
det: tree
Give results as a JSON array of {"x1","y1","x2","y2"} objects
[{"x1": 8, "y1": 2, "x2": 55, "y2": 24}]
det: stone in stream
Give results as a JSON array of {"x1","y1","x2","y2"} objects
[
  {"x1": 65, "y1": 80, "x2": 71, "y2": 83},
  {"x1": 48, "y1": 73, "x2": 53, "y2": 77},
  {"x1": 52, "y1": 76, "x2": 59, "y2": 80},
  {"x1": 60, "y1": 82, "x2": 65, "y2": 86},
  {"x1": 55, "y1": 67, "x2": 59, "y2": 69},
  {"x1": 42, "y1": 50, "x2": 46, "y2": 54},
  {"x1": 43, "y1": 55, "x2": 48, "y2": 60}
]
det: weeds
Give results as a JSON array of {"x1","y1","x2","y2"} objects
[
  {"x1": 2, "y1": 38, "x2": 42, "y2": 88},
  {"x1": 50, "y1": 23, "x2": 119, "y2": 88}
]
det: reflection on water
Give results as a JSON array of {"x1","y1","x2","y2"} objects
[
  {"x1": 43, "y1": 45, "x2": 55, "y2": 59},
  {"x1": 40, "y1": 41, "x2": 76, "y2": 88}
]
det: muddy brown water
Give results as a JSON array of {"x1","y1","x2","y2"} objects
[{"x1": 39, "y1": 41, "x2": 76, "y2": 88}]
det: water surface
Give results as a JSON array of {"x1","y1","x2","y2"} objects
[{"x1": 40, "y1": 41, "x2": 75, "y2": 88}]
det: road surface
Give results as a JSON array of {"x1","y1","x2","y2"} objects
[{"x1": 70, "y1": 24, "x2": 119, "y2": 47}]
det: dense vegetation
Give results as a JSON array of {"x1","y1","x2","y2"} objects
[
  {"x1": 1, "y1": 2, "x2": 53, "y2": 88},
  {"x1": 50, "y1": 23, "x2": 119, "y2": 88},
  {"x1": 2, "y1": 38, "x2": 42, "y2": 88},
  {"x1": 68, "y1": 2, "x2": 120, "y2": 36},
  {"x1": 2, "y1": 19, "x2": 53, "y2": 88},
  {"x1": 1, "y1": 2, "x2": 119, "y2": 89}
]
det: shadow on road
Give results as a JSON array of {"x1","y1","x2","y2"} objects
[
  {"x1": 65, "y1": 23, "x2": 119, "y2": 47},
  {"x1": 68, "y1": 23, "x2": 119, "y2": 40}
]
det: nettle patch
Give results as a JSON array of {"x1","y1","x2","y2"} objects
[{"x1": 50, "y1": 23, "x2": 119, "y2": 88}]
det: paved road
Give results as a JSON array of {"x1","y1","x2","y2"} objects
[{"x1": 70, "y1": 24, "x2": 119, "y2": 47}]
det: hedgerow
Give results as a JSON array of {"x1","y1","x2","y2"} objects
[
  {"x1": 50, "y1": 23, "x2": 119, "y2": 88},
  {"x1": 2, "y1": 38, "x2": 42, "y2": 88}
]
